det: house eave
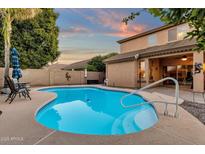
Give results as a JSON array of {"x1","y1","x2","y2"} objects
[{"x1": 105, "y1": 39, "x2": 196, "y2": 64}]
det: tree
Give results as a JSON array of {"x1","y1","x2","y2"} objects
[
  {"x1": 86, "y1": 52, "x2": 118, "y2": 72},
  {"x1": 86, "y1": 56, "x2": 105, "y2": 72},
  {"x1": 123, "y1": 9, "x2": 205, "y2": 51},
  {"x1": 0, "y1": 9, "x2": 60, "y2": 69},
  {"x1": 0, "y1": 8, "x2": 41, "y2": 85},
  {"x1": 10, "y1": 9, "x2": 60, "y2": 69}
]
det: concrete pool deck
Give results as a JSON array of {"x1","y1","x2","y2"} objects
[{"x1": 0, "y1": 85, "x2": 205, "y2": 145}]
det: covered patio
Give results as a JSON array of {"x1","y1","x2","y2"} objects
[
  {"x1": 138, "y1": 53, "x2": 194, "y2": 89},
  {"x1": 105, "y1": 39, "x2": 205, "y2": 93}
]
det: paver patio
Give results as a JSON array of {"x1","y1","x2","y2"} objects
[{"x1": 0, "y1": 85, "x2": 205, "y2": 145}]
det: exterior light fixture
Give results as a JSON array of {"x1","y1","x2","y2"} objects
[
  {"x1": 181, "y1": 55, "x2": 187, "y2": 61},
  {"x1": 134, "y1": 54, "x2": 139, "y2": 59}
]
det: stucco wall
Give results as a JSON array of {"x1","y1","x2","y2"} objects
[
  {"x1": 49, "y1": 70, "x2": 85, "y2": 85},
  {"x1": 193, "y1": 52, "x2": 204, "y2": 92},
  {"x1": 120, "y1": 28, "x2": 168, "y2": 53},
  {"x1": 120, "y1": 36, "x2": 148, "y2": 53},
  {"x1": 21, "y1": 69, "x2": 50, "y2": 86},
  {"x1": 0, "y1": 68, "x2": 104, "y2": 87},
  {"x1": 106, "y1": 61, "x2": 136, "y2": 88},
  {"x1": 87, "y1": 72, "x2": 105, "y2": 83},
  {"x1": 120, "y1": 23, "x2": 189, "y2": 53}
]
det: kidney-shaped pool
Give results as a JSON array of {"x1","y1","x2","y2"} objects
[{"x1": 35, "y1": 87, "x2": 158, "y2": 135}]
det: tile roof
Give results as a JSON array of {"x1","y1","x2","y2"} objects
[
  {"x1": 46, "y1": 64, "x2": 68, "y2": 70},
  {"x1": 62, "y1": 59, "x2": 90, "y2": 70},
  {"x1": 104, "y1": 39, "x2": 196, "y2": 64}
]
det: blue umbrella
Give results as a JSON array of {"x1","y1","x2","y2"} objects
[{"x1": 11, "y1": 48, "x2": 22, "y2": 81}]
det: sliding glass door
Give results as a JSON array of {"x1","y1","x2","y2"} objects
[{"x1": 162, "y1": 65, "x2": 193, "y2": 85}]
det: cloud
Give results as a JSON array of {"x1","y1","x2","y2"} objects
[
  {"x1": 58, "y1": 9, "x2": 147, "y2": 38},
  {"x1": 59, "y1": 26, "x2": 90, "y2": 38},
  {"x1": 69, "y1": 9, "x2": 147, "y2": 37},
  {"x1": 107, "y1": 22, "x2": 146, "y2": 37}
]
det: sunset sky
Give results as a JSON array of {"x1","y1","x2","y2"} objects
[{"x1": 54, "y1": 8, "x2": 164, "y2": 64}]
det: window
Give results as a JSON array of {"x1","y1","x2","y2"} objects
[
  {"x1": 168, "y1": 24, "x2": 190, "y2": 42},
  {"x1": 168, "y1": 28, "x2": 177, "y2": 42},
  {"x1": 163, "y1": 65, "x2": 193, "y2": 85},
  {"x1": 148, "y1": 34, "x2": 157, "y2": 46},
  {"x1": 177, "y1": 24, "x2": 189, "y2": 40}
]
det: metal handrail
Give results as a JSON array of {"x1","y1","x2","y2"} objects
[
  {"x1": 121, "y1": 100, "x2": 176, "y2": 116},
  {"x1": 120, "y1": 77, "x2": 179, "y2": 117}
]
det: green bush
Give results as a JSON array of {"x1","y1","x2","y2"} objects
[
  {"x1": 0, "y1": 9, "x2": 60, "y2": 69},
  {"x1": 86, "y1": 52, "x2": 118, "y2": 72}
]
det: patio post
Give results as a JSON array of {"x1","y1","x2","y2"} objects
[
  {"x1": 136, "y1": 60, "x2": 140, "y2": 88},
  {"x1": 145, "y1": 58, "x2": 150, "y2": 85},
  {"x1": 193, "y1": 51, "x2": 204, "y2": 92}
]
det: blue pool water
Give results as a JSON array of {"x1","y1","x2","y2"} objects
[{"x1": 35, "y1": 87, "x2": 158, "y2": 135}]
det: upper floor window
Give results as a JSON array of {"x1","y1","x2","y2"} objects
[
  {"x1": 168, "y1": 28, "x2": 177, "y2": 42},
  {"x1": 177, "y1": 24, "x2": 189, "y2": 40},
  {"x1": 168, "y1": 24, "x2": 190, "y2": 42},
  {"x1": 148, "y1": 34, "x2": 157, "y2": 46}
]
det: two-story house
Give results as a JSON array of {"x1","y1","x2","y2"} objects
[{"x1": 104, "y1": 23, "x2": 204, "y2": 92}]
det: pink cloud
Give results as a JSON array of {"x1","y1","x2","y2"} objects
[
  {"x1": 60, "y1": 9, "x2": 147, "y2": 38},
  {"x1": 71, "y1": 9, "x2": 147, "y2": 38},
  {"x1": 107, "y1": 23, "x2": 146, "y2": 37}
]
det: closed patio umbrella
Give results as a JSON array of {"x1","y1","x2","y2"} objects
[{"x1": 11, "y1": 48, "x2": 22, "y2": 81}]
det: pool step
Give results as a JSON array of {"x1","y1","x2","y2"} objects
[
  {"x1": 134, "y1": 107, "x2": 158, "y2": 130},
  {"x1": 111, "y1": 111, "x2": 139, "y2": 135},
  {"x1": 121, "y1": 111, "x2": 141, "y2": 133},
  {"x1": 111, "y1": 107, "x2": 158, "y2": 135}
]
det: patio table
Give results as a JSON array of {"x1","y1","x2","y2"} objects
[
  {"x1": 17, "y1": 82, "x2": 31, "y2": 93},
  {"x1": 18, "y1": 82, "x2": 30, "y2": 88}
]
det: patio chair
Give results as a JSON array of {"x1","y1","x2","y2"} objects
[
  {"x1": 4, "y1": 76, "x2": 31, "y2": 104},
  {"x1": 12, "y1": 78, "x2": 31, "y2": 95},
  {"x1": 104, "y1": 79, "x2": 109, "y2": 86}
]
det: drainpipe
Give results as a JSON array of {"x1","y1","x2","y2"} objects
[
  {"x1": 84, "y1": 68, "x2": 87, "y2": 84},
  {"x1": 134, "y1": 54, "x2": 140, "y2": 88}
]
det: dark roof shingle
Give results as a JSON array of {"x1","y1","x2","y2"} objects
[{"x1": 104, "y1": 39, "x2": 196, "y2": 64}]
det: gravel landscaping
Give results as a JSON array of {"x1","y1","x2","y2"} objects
[{"x1": 180, "y1": 101, "x2": 205, "y2": 125}]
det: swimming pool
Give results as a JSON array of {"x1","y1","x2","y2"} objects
[{"x1": 35, "y1": 87, "x2": 158, "y2": 135}]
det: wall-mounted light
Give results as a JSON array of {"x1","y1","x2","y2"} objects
[
  {"x1": 134, "y1": 54, "x2": 139, "y2": 59},
  {"x1": 181, "y1": 55, "x2": 188, "y2": 61}
]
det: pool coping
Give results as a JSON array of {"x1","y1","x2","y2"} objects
[
  {"x1": 33, "y1": 85, "x2": 205, "y2": 144},
  {"x1": 1, "y1": 84, "x2": 205, "y2": 144}
]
